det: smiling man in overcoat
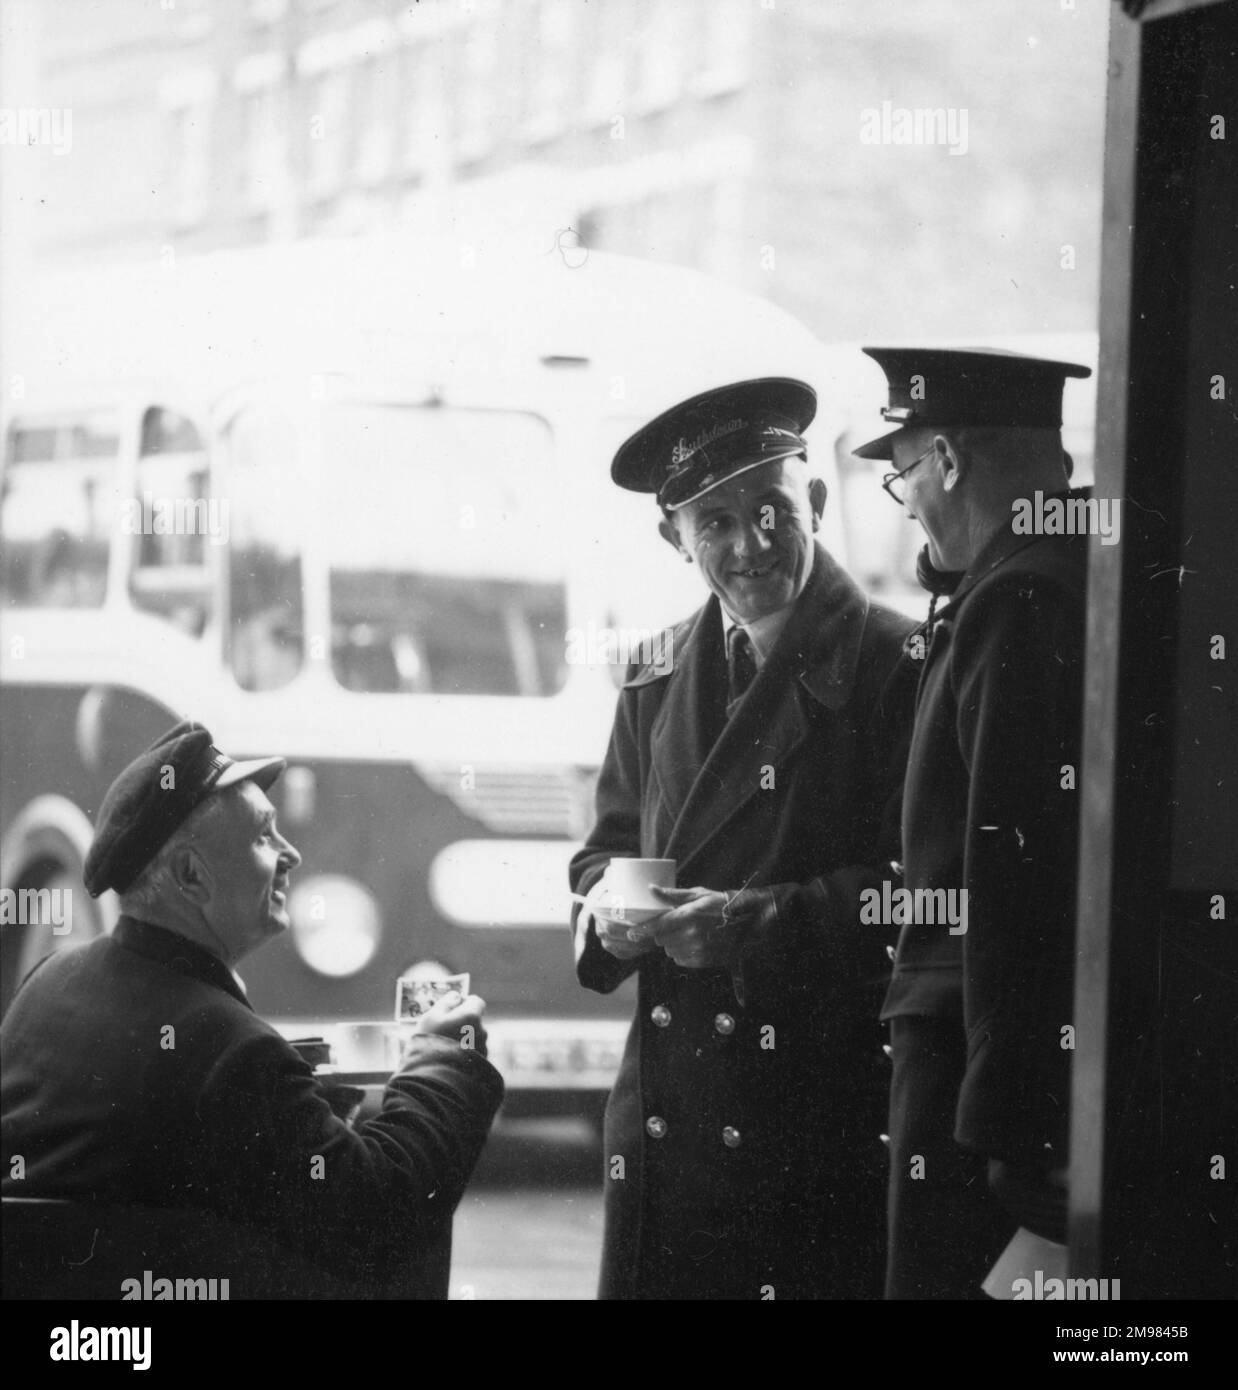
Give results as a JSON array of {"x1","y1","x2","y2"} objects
[{"x1": 569, "y1": 378, "x2": 918, "y2": 1300}]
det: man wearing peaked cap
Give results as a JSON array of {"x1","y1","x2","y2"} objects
[
  {"x1": 572, "y1": 378, "x2": 920, "y2": 1299},
  {"x1": 852, "y1": 347, "x2": 1091, "y2": 463},
  {"x1": 611, "y1": 376, "x2": 818, "y2": 509},
  {"x1": 1, "y1": 719, "x2": 503, "y2": 1298},
  {"x1": 858, "y1": 347, "x2": 1095, "y2": 1299}
]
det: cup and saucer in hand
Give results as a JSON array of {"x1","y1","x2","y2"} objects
[{"x1": 594, "y1": 858, "x2": 676, "y2": 940}]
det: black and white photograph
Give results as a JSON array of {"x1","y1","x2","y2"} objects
[{"x1": 0, "y1": 0, "x2": 1233, "y2": 1364}]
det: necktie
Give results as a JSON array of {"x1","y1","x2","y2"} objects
[{"x1": 726, "y1": 626, "x2": 757, "y2": 716}]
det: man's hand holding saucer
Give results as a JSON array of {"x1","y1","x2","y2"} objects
[{"x1": 647, "y1": 885, "x2": 765, "y2": 969}]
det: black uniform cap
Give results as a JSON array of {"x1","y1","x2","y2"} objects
[
  {"x1": 83, "y1": 720, "x2": 285, "y2": 897},
  {"x1": 853, "y1": 347, "x2": 1092, "y2": 460},
  {"x1": 612, "y1": 377, "x2": 817, "y2": 510}
]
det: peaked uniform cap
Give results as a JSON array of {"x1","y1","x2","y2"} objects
[
  {"x1": 854, "y1": 347, "x2": 1092, "y2": 460},
  {"x1": 612, "y1": 377, "x2": 817, "y2": 510}
]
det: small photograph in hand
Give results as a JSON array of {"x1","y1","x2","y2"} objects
[{"x1": 395, "y1": 971, "x2": 471, "y2": 1022}]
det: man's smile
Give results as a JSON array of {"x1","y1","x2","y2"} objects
[{"x1": 731, "y1": 556, "x2": 781, "y2": 580}]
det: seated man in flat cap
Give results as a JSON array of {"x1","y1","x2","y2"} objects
[
  {"x1": 0, "y1": 721, "x2": 504, "y2": 1297},
  {"x1": 570, "y1": 378, "x2": 919, "y2": 1300},
  {"x1": 855, "y1": 346, "x2": 1093, "y2": 1299}
]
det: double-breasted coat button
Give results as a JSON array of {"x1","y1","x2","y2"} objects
[
  {"x1": 651, "y1": 1005, "x2": 671, "y2": 1028},
  {"x1": 882, "y1": 1044, "x2": 893, "y2": 1058},
  {"x1": 721, "y1": 1126, "x2": 742, "y2": 1149},
  {"x1": 646, "y1": 1115, "x2": 668, "y2": 1139},
  {"x1": 879, "y1": 1133, "x2": 890, "y2": 1146},
  {"x1": 714, "y1": 1013, "x2": 735, "y2": 1035},
  {"x1": 885, "y1": 945, "x2": 897, "y2": 962}
]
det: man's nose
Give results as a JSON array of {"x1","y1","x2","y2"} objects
[
  {"x1": 735, "y1": 517, "x2": 774, "y2": 555},
  {"x1": 278, "y1": 836, "x2": 302, "y2": 870}
]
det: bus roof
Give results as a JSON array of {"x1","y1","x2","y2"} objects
[{"x1": 5, "y1": 238, "x2": 839, "y2": 422}]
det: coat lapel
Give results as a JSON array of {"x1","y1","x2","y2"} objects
[{"x1": 636, "y1": 603, "x2": 725, "y2": 845}]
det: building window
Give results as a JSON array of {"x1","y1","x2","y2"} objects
[
  {"x1": 584, "y1": 2, "x2": 628, "y2": 126},
  {"x1": 306, "y1": 66, "x2": 350, "y2": 197},
  {"x1": 159, "y1": 70, "x2": 219, "y2": 228},
  {"x1": 241, "y1": 81, "x2": 290, "y2": 211},
  {"x1": 248, "y1": 0, "x2": 289, "y2": 24},
  {"x1": 402, "y1": 42, "x2": 439, "y2": 178},
  {"x1": 169, "y1": 103, "x2": 213, "y2": 226},
  {"x1": 354, "y1": 54, "x2": 396, "y2": 184},
  {"x1": 631, "y1": 2, "x2": 683, "y2": 114},
  {"x1": 523, "y1": 0, "x2": 576, "y2": 143},
  {"x1": 457, "y1": 15, "x2": 500, "y2": 161},
  {"x1": 695, "y1": 0, "x2": 752, "y2": 97}
]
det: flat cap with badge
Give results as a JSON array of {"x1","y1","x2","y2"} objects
[
  {"x1": 612, "y1": 376, "x2": 817, "y2": 509},
  {"x1": 853, "y1": 347, "x2": 1092, "y2": 460},
  {"x1": 84, "y1": 720, "x2": 285, "y2": 897}
]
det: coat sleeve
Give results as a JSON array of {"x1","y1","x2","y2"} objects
[
  {"x1": 729, "y1": 645, "x2": 919, "y2": 1010},
  {"x1": 193, "y1": 1027, "x2": 504, "y2": 1290},
  {"x1": 948, "y1": 571, "x2": 1084, "y2": 1168},
  {"x1": 568, "y1": 683, "x2": 645, "y2": 995}
]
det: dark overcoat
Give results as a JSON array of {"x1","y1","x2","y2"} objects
[
  {"x1": 882, "y1": 507, "x2": 1087, "y2": 1299},
  {"x1": 570, "y1": 545, "x2": 917, "y2": 1300},
  {"x1": 0, "y1": 916, "x2": 504, "y2": 1297}
]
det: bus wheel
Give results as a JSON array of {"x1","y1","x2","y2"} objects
[{"x1": 0, "y1": 864, "x2": 103, "y2": 1015}]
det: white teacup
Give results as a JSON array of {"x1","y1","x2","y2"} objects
[{"x1": 601, "y1": 858, "x2": 677, "y2": 923}]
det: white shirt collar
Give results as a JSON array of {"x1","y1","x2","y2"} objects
[{"x1": 720, "y1": 603, "x2": 795, "y2": 668}]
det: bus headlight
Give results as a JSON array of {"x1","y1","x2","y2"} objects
[{"x1": 287, "y1": 874, "x2": 382, "y2": 978}]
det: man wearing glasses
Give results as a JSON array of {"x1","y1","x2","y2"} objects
[{"x1": 854, "y1": 346, "x2": 1093, "y2": 1300}]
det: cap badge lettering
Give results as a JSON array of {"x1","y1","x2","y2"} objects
[{"x1": 670, "y1": 417, "x2": 746, "y2": 467}]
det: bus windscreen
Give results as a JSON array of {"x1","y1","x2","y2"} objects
[{"x1": 321, "y1": 404, "x2": 567, "y2": 698}]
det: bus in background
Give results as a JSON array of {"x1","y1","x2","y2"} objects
[{"x1": 0, "y1": 237, "x2": 853, "y2": 1112}]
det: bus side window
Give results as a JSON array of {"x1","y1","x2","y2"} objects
[
  {"x1": 128, "y1": 406, "x2": 214, "y2": 637},
  {"x1": 0, "y1": 416, "x2": 118, "y2": 608},
  {"x1": 223, "y1": 406, "x2": 305, "y2": 693}
]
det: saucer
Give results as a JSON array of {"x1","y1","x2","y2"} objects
[
  {"x1": 594, "y1": 897, "x2": 665, "y2": 927},
  {"x1": 604, "y1": 904, "x2": 663, "y2": 925}
]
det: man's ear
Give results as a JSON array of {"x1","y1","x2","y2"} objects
[
  {"x1": 935, "y1": 435, "x2": 965, "y2": 492},
  {"x1": 168, "y1": 843, "x2": 213, "y2": 907},
  {"x1": 658, "y1": 516, "x2": 690, "y2": 561},
  {"x1": 807, "y1": 475, "x2": 828, "y2": 529}
]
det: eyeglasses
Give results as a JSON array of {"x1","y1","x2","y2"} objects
[{"x1": 881, "y1": 445, "x2": 934, "y2": 505}]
